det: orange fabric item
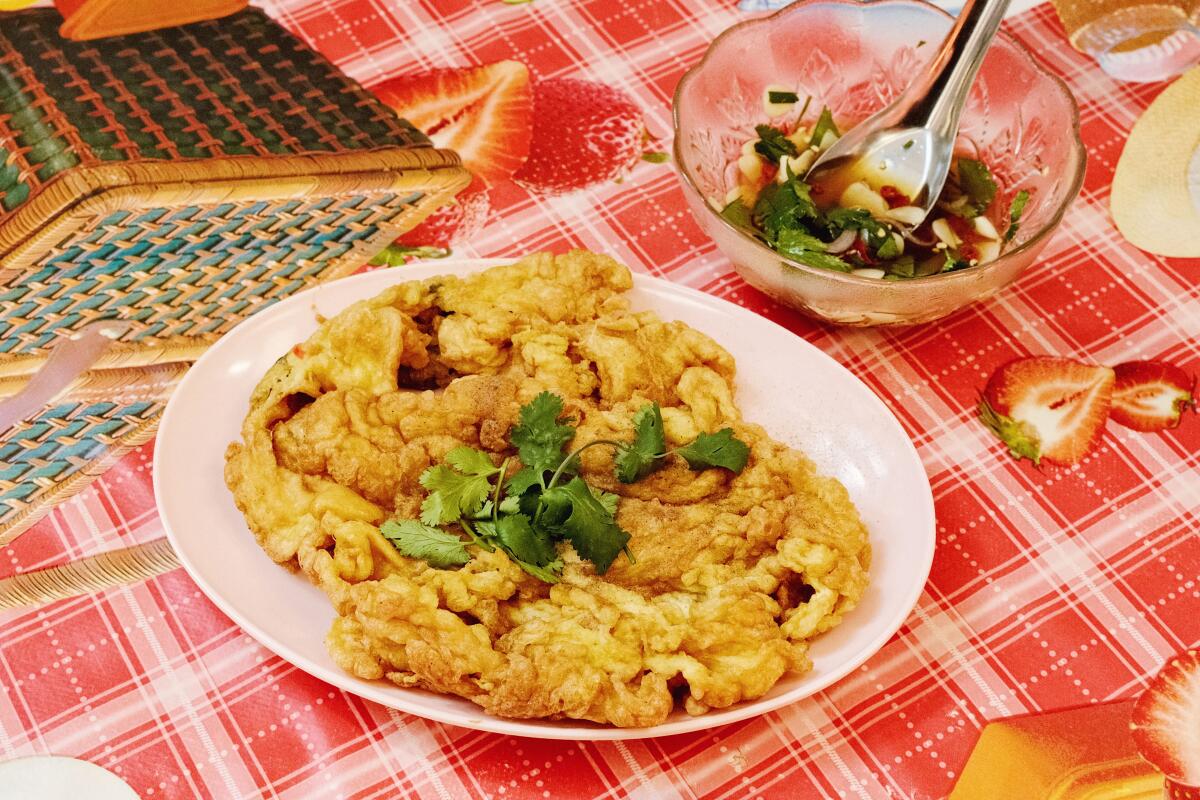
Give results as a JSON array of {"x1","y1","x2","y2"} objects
[{"x1": 54, "y1": 0, "x2": 250, "y2": 40}]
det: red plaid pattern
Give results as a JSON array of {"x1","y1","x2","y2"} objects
[{"x1": 2, "y1": 2, "x2": 1198, "y2": 798}]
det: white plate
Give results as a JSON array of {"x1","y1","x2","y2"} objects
[
  {"x1": 0, "y1": 757, "x2": 138, "y2": 800},
  {"x1": 155, "y1": 258, "x2": 935, "y2": 740}
]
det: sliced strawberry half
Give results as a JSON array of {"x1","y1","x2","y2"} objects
[
  {"x1": 1132, "y1": 649, "x2": 1200, "y2": 790},
  {"x1": 372, "y1": 61, "x2": 532, "y2": 186},
  {"x1": 978, "y1": 357, "x2": 1115, "y2": 465},
  {"x1": 1110, "y1": 360, "x2": 1195, "y2": 432},
  {"x1": 512, "y1": 77, "x2": 646, "y2": 195}
]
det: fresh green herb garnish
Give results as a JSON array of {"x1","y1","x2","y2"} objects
[
  {"x1": 797, "y1": 95, "x2": 813, "y2": 120},
  {"x1": 510, "y1": 391, "x2": 575, "y2": 480},
  {"x1": 875, "y1": 233, "x2": 902, "y2": 260},
  {"x1": 775, "y1": 227, "x2": 831, "y2": 258},
  {"x1": 954, "y1": 158, "x2": 998, "y2": 218},
  {"x1": 808, "y1": 106, "x2": 839, "y2": 148},
  {"x1": 641, "y1": 151, "x2": 669, "y2": 164},
  {"x1": 887, "y1": 255, "x2": 916, "y2": 278},
  {"x1": 418, "y1": 446, "x2": 504, "y2": 525},
  {"x1": 823, "y1": 206, "x2": 874, "y2": 236},
  {"x1": 676, "y1": 428, "x2": 752, "y2": 472},
  {"x1": 613, "y1": 403, "x2": 665, "y2": 483},
  {"x1": 380, "y1": 520, "x2": 471, "y2": 568},
  {"x1": 940, "y1": 250, "x2": 968, "y2": 273},
  {"x1": 753, "y1": 177, "x2": 819, "y2": 244},
  {"x1": 768, "y1": 89, "x2": 800, "y2": 104},
  {"x1": 791, "y1": 249, "x2": 854, "y2": 272},
  {"x1": 492, "y1": 514, "x2": 559, "y2": 571},
  {"x1": 380, "y1": 394, "x2": 750, "y2": 581},
  {"x1": 1005, "y1": 189, "x2": 1030, "y2": 242},
  {"x1": 719, "y1": 198, "x2": 752, "y2": 229},
  {"x1": 747, "y1": 172, "x2": 857, "y2": 272},
  {"x1": 903, "y1": 139, "x2": 914, "y2": 150},
  {"x1": 773, "y1": 221, "x2": 854, "y2": 272},
  {"x1": 753, "y1": 124, "x2": 799, "y2": 164},
  {"x1": 539, "y1": 477, "x2": 630, "y2": 573},
  {"x1": 504, "y1": 466, "x2": 543, "y2": 497},
  {"x1": 611, "y1": 402, "x2": 753, "y2": 480}
]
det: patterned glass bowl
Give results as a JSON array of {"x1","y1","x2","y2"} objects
[{"x1": 673, "y1": 0, "x2": 1086, "y2": 326}]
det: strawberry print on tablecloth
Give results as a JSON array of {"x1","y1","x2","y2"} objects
[{"x1": 1, "y1": 1, "x2": 1199, "y2": 799}]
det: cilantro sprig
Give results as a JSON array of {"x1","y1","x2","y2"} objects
[
  {"x1": 612, "y1": 401, "x2": 751, "y2": 482},
  {"x1": 948, "y1": 158, "x2": 998, "y2": 218},
  {"x1": 379, "y1": 393, "x2": 751, "y2": 581},
  {"x1": 1005, "y1": 189, "x2": 1030, "y2": 242},
  {"x1": 753, "y1": 124, "x2": 799, "y2": 164},
  {"x1": 808, "y1": 106, "x2": 840, "y2": 148},
  {"x1": 380, "y1": 520, "x2": 470, "y2": 568}
]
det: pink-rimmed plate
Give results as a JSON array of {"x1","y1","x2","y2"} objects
[{"x1": 155, "y1": 257, "x2": 934, "y2": 740}]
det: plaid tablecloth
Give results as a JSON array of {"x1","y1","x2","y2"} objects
[{"x1": 2, "y1": 1, "x2": 1199, "y2": 798}]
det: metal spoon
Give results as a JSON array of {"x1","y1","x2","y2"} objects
[{"x1": 804, "y1": 0, "x2": 1013, "y2": 227}]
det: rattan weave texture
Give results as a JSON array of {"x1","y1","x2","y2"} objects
[{"x1": 0, "y1": 7, "x2": 468, "y2": 542}]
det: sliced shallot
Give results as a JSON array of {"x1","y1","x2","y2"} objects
[{"x1": 826, "y1": 229, "x2": 857, "y2": 253}]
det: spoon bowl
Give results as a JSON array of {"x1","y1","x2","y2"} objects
[{"x1": 804, "y1": 0, "x2": 1013, "y2": 229}]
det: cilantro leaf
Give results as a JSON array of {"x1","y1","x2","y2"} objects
[
  {"x1": 494, "y1": 514, "x2": 559, "y2": 568},
  {"x1": 676, "y1": 428, "x2": 751, "y2": 473},
  {"x1": 418, "y1": 446, "x2": 502, "y2": 524},
  {"x1": 823, "y1": 206, "x2": 873, "y2": 236},
  {"x1": 535, "y1": 485, "x2": 572, "y2": 528},
  {"x1": 511, "y1": 392, "x2": 575, "y2": 475},
  {"x1": 419, "y1": 463, "x2": 494, "y2": 525},
  {"x1": 380, "y1": 520, "x2": 470, "y2": 568},
  {"x1": 473, "y1": 493, "x2": 522, "y2": 520},
  {"x1": 956, "y1": 158, "x2": 997, "y2": 217},
  {"x1": 809, "y1": 106, "x2": 839, "y2": 148},
  {"x1": 887, "y1": 255, "x2": 916, "y2": 278},
  {"x1": 940, "y1": 250, "x2": 968, "y2": 273},
  {"x1": 596, "y1": 490, "x2": 619, "y2": 518},
  {"x1": 719, "y1": 198, "x2": 752, "y2": 229},
  {"x1": 444, "y1": 446, "x2": 497, "y2": 476},
  {"x1": 539, "y1": 477, "x2": 631, "y2": 574},
  {"x1": 775, "y1": 227, "x2": 829, "y2": 259},
  {"x1": 753, "y1": 124, "x2": 798, "y2": 164},
  {"x1": 767, "y1": 89, "x2": 799, "y2": 104},
  {"x1": 614, "y1": 402, "x2": 667, "y2": 483},
  {"x1": 753, "y1": 178, "x2": 819, "y2": 245},
  {"x1": 505, "y1": 466, "x2": 542, "y2": 497},
  {"x1": 789, "y1": 249, "x2": 853, "y2": 273},
  {"x1": 473, "y1": 519, "x2": 497, "y2": 539},
  {"x1": 874, "y1": 232, "x2": 902, "y2": 260},
  {"x1": 1005, "y1": 189, "x2": 1029, "y2": 242}
]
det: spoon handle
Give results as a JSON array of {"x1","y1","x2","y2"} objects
[{"x1": 901, "y1": 0, "x2": 1014, "y2": 138}]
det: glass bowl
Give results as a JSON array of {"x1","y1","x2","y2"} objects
[{"x1": 672, "y1": 0, "x2": 1086, "y2": 327}]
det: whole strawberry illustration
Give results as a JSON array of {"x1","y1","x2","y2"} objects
[{"x1": 513, "y1": 77, "x2": 646, "y2": 195}]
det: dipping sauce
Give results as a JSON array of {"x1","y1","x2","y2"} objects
[{"x1": 716, "y1": 90, "x2": 1030, "y2": 280}]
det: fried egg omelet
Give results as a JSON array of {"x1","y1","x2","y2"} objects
[{"x1": 224, "y1": 251, "x2": 870, "y2": 727}]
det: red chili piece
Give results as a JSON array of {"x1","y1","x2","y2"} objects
[{"x1": 880, "y1": 185, "x2": 910, "y2": 209}]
